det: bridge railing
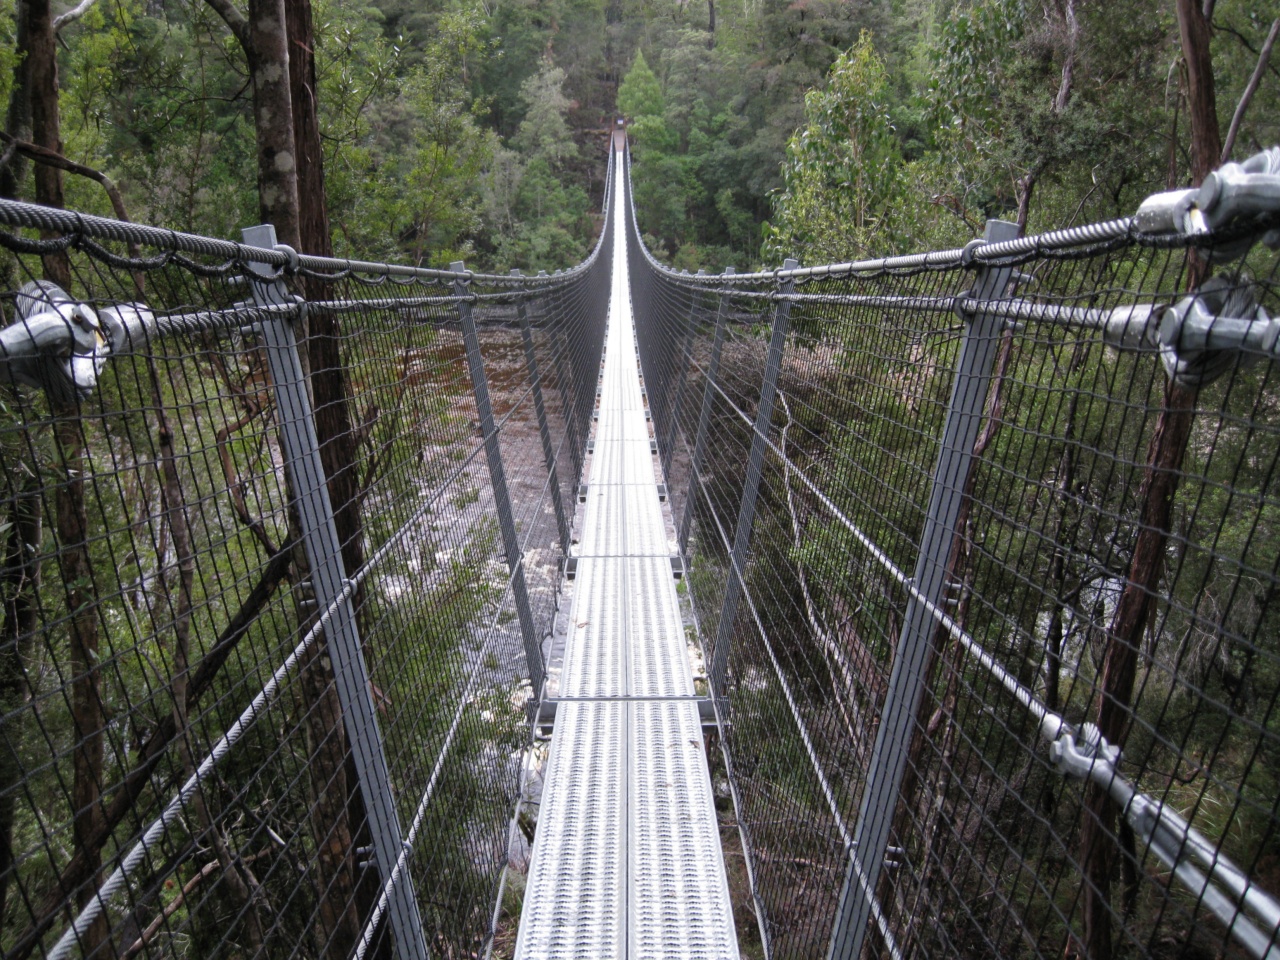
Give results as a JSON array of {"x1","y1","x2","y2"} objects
[
  {"x1": 627, "y1": 144, "x2": 1280, "y2": 960},
  {"x1": 0, "y1": 147, "x2": 613, "y2": 960}
]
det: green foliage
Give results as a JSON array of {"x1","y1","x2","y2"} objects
[
  {"x1": 480, "y1": 56, "x2": 593, "y2": 271},
  {"x1": 0, "y1": 0, "x2": 16, "y2": 116},
  {"x1": 475, "y1": 0, "x2": 606, "y2": 136},
  {"x1": 618, "y1": 50, "x2": 664, "y2": 119},
  {"x1": 511, "y1": 61, "x2": 578, "y2": 168},
  {"x1": 616, "y1": 0, "x2": 893, "y2": 268},
  {"x1": 919, "y1": 0, "x2": 1182, "y2": 231},
  {"x1": 928, "y1": 0, "x2": 1028, "y2": 147},
  {"x1": 765, "y1": 32, "x2": 903, "y2": 264},
  {"x1": 9, "y1": 0, "x2": 1276, "y2": 273}
]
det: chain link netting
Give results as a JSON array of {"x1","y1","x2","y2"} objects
[
  {"x1": 6, "y1": 132, "x2": 1280, "y2": 960},
  {"x1": 0, "y1": 151, "x2": 612, "y2": 960}
]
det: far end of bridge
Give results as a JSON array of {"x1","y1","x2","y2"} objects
[{"x1": 512, "y1": 138, "x2": 741, "y2": 960}]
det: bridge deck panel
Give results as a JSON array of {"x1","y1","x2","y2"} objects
[{"x1": 515, "y1": 149, "x2": 738, "y2": 960}]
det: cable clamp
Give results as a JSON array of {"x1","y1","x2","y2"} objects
[
  {"x1": 959, "y1": 237, "x2": 985, "y2": 267},
  {"x1": 1101, "y1": 275, "x2": 1278, "y2": 387},
  {"x1": 1160, "y1": 277, "x2": 1277, "y2": 386},
  {"x1": 1048, "y1": 722, "x2": 1120, "y2": 781},
  {"x1": 0, "y1": 280, "x2": 114, "y2": 404},
  {"x1": 1134, "y1": 146, "x2": 1280, "y2": 262},
  {"x1": 274, "y1": 242, "x2": 300, "y2": 274}
]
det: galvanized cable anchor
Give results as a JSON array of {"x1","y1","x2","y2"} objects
[
  {"x1": 0, "y1": 279, "x2": 153, "y2": 403},
  {"x1": 1050, "y1": 719, "x2": 1280, "y2": 958},
  {"x1": 1102, "y1": 275, "x2": 1276, "y2": 387},
  {"x1": 1155, "y1": 276, "x2": 1276, "y2": 386},
  {"x1": 1135, "y1": 145, "x2": 1280, "y2": 262},
  {"x1": 1047, "y1": 721, "x2": 1121, "y2": 781}
]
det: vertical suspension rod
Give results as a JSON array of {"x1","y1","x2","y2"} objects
[
  {"x1": 679, "y1": 267, "x2": 734, "y2": 557},
  {"x1": 513, "y1": 271, "x2": 573, "y2": 558},
  {"x1": 707, "y1": 259, "x2": 798, "y2": 700},
  {"x1": 658, "y1": 269, "x2": 706, "y2": 485},
  {"x1": 244, "y1": 224, "x2": 429, "y2": 960},
  {"x1": 452, "y1": 262, "x2": 546, "y2": 699},
  {"x1": 827, "y1": 219, "x2": 1019, "y2": 960}
]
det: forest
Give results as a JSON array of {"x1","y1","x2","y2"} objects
[
  {"x1": 2, "y1": 1, "x2": 1280, "y2": 959},
  {"x1": 0, "y1": 0, "x2": 1276, "y2": 270}
]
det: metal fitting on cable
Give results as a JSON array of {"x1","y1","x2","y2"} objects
[
  {"x1": 1047, "y1": 721, "x2": 1121, "y2": 781},
  {"x1": 1156, "y1": 277, "x2": 1276, "y2": 386},
  {"x1": 275, "y1": 242, "x2": 300, "y2": 274},
  {"x1": 0, "y1": 280, "x2": 153, "y2": 404},
  {"x1": 1134, "y1": 145, "x2": 1280, "y2": 262},
  {"x1": 1101, "y1": 276, "x2": 1276, "y2": 387},
  {"x1": 1049, "y1": 717, "x2": 1280, "y2": 956},
  {"x1": 959, "y1": 236, "x2": 986, "y2": 267}
]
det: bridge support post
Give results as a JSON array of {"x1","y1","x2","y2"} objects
[
  {"x1": 540, "y1": 269, "x2": 588, "y2": 486},
  {"x1": 452, "y1": 262, "x2": 546, "y2": 699},
  {"x1": 707, "y1": 260, "x2": 796, "y2": 702},
  {"x1": 679, "y1": 267, "x2": 734, "y2": 557},
  {"x1": 242, "y1": 225, "x2": 430, "y2": 960},
  {"x1": 827, "y1": 219, "x2": 1020, "y2": 960},
  {"x1": 512, "y1": 270, "x2": 572, "y2": 558}
]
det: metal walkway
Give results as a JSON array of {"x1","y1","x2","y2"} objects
[{"x1": 513, "y1": 147, "x2": 740, "y2": 960}]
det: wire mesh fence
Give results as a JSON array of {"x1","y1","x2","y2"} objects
[
  {"x1": 0, "y1": 149, "x2": 612, "y2": 960},
  {"x1": 6, "y1": 128, "x2": 1280, "y2": 960},
  {"x1": 627, "y1": 145, "x2": 1280, "y2": 960}
]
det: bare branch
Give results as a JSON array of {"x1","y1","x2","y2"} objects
[
  {"x1": 201, "y1": 0, "x2": 251, "y2": 50},
  {"x1": 0, "y1": 139, "x2": 16, "y2": 176},
  {"x1": 52, "y1": 0, "x2": 99, "y2": 33},
  {"x1": 3, "y1": 547, "x2": 293, "y2": 960},
  {"x1": 0, "y1": 131, "x2": 131, "y2": 224},
  {"x1": 777, "y1": 391, "x2": 866, "y2": 750},
  {"x1": 1052, "y1": 0, "x2": 1078, "y2": 115},
  {"x1": 120, "y1": 851, "x2": 272, "y2": 960},
  {"x1": 1221, "y1": 18, "x2": 1280, "y2": 165},
  {"x1": 121, "y1": 860, "x2": 222, "y2": 960},
  {"x1": 216, "y1": 401, "x2": 281, "y2": 555}
]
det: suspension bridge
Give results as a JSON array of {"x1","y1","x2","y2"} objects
[{"x1": 0, "y1": 134, "x2": 1279, "y2": 960}]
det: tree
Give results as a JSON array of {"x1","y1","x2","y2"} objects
[
  {"x1": 482, "y1": 54, "x2": 592, "y2": 271},
  {"x1": 764, "y1": 31, "x2": 903, "y2": 263},
  {"x1": 1076, "y1": 4, "x2": 1223, "y2": 958},
  {"x1": 203, "y1": 0, "x2": 301, "y2": 246},
  {"x1": 513, "y1": 60, "x2": 578, "y2": 169},
  {"x1": 617, "y1": 49, "x2": 663, "y2": 119}
]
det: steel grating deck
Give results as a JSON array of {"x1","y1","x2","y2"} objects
[{"x1": 513, "y1": 150, "x2": 739, "y2": 960}]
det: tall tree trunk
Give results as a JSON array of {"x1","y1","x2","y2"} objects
[
  {"x1": 1177, "y1": 0, "x2": 1221, "y2": 186},
  {"x1": 0, "y1": 0, "x2": 33, "y2": 198},
  {"x1": 287, "y1": 0, "x2": 328, "y2": 262},
  {"x1": 1076, "y1": 6, "x2": 1219, "y2": 957},
  {"x1": 56, "y1": 414, "x2": 108, "y2": 960},
  {"x1": 0, "y1": 477, "x2": 42, "y2": 923},
  {"x1": 26, "y1": 0, "x2": 60, "y2": 213},
  {"x1": 284, "y1": 3, "x2": 369, "y2": 952},
  {"x1": 247, "y1": 0, "x2": 301, "y2": 251},
  {"x1": 1078, "y1": 381, "x2": 1198, "y2": 960},
  {"x1": 200, "y1": 0, "x2": 300, "y2": 250},
  {"x1": 22, "y1": 0, "x2": 103, "y2": 952},
  {"x1": 21, "y1": 0, "x2": 71, "y2": 289}
]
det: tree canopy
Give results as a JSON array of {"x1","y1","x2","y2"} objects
[{"x1": 0, "y1": 0, "x2": 1274, "y2": 270}]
